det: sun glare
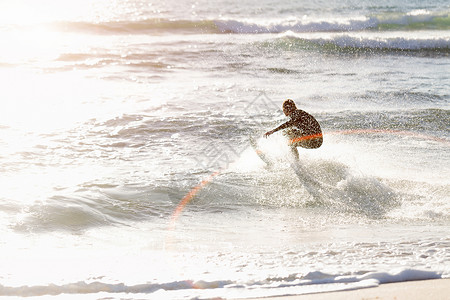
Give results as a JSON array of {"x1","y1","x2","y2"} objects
[
  {"x1": 0, "y1": 0, "x2": 101, "y2": 26},
  {"x1": 0, "y1": 0, "x2": 97, "y2": 63},
  {"x1": 0, "y1": 1, "x2": 108, "y2": 133}
]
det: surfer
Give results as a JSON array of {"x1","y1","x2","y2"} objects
[{"x1": 264, "y1": 99, "x2": 323, "y2": 160}]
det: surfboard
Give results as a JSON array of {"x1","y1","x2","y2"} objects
[{"x1": 249, "y1": 136, "x2": 273, "y2": 167}]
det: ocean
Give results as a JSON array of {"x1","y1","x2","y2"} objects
[{"x1": 0, "y1": 0, "x2": 449, "y2": 299}]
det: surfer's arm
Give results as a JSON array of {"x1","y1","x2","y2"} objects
[{"x1": 264, "y1": 120, "x2": 292, "y2": 137}]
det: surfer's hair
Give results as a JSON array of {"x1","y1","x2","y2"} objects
[{"x1": 283, "y1": 99, "x2": 296, "y2": 113}]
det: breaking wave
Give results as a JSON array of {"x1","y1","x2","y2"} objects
[
  {"x1": 28, "y1": 10, "x2": 449, "y2": 36},
  {"x1": 215, "y1": 10, "x2": 450, "y2": 33},
  {"x1": 280, "y1": 33, "x2": 450, "y2": 51}
]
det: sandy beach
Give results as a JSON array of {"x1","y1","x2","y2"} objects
[{"x1": 245, "y1": 279, "x2": 450, "y2": 300}]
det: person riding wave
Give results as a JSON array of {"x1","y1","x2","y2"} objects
[{"x1": 264, "y1": 99, "x2": 323, "y2": 160}]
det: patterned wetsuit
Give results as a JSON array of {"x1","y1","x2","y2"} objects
[{"x1": 272, "y1": 109, "x2": 323, "y2": 149}]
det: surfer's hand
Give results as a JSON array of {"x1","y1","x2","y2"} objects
[{"x1": 264, "y1": 131, "x2": 273, "y2": 138}]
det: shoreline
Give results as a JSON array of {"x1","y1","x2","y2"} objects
[{"x1": 243, "y1": 278, "x2": 450, "y2": 300}]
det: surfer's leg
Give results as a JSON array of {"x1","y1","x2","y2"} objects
[
  {"x1": 284, "y1": 129, "x2": 301, "y2": 161},
  {"x1": 290, "y1": 146, "x2": 299, "y2": 161},
  {"x1": 284, "y1": 129, "x2": 301, "y2": 146},
  {"x1": 289, "y1": 132, "x2": 323, "y2": 149}
]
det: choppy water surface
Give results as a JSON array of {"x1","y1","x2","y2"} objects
[{"x1": 0, "y1": 0, "x2": 449, "y2": 298}]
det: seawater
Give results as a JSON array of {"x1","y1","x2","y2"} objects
[{"x1": 0, "y1": 0, "x2": 449, "y2": 299}]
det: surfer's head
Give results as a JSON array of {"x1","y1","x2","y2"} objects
[{"x1": 283, "y1": 99, "x2": 296, "y2": 116}]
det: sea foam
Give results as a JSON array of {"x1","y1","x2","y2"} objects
[
  {"x1": 214, "y1": 10, "x2": 450, "y2": 34},
  {"x1": 0, "y1": 268, "x2": 440, "y2": 298}
]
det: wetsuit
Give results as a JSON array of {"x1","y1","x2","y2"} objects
[{"x1": 272, "y1": 109, "x2": 323, "y2": 150}]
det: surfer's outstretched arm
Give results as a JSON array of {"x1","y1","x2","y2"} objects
[{"x1": 264, "y1": 120, "x2": 292, "y2": 138}]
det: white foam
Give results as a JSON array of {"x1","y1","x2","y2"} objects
[
  {"x1": 304, "y1": 33, "x2": 450, "y2": 50},
  {"x1": 214, "y1": 17, "x2": 379, "y2": 34},
  {"x1": 0, "y1": 268, "x2": 440, "y2": 298},
  {"x1": 358, "y1": 268, "x2": 442, "y2": 283},
  {"x1": 214, "y1": 10, "x2": 449, "y2": 34}
]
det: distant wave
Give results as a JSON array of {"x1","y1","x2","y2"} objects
[
  {"x1": 215, "y1": 17, "x2": 377, "y2": 33},
  {"x1": 281, "y1": 33, "x2": 450, "y2": 51},
  {"x1": 54, "y1": 19, "x2": 218, "y2": 34},
  {"x1": 215, "y1": 10, "x2": 450, "y2": 33},
  {"x1": 44, "y1": 10, "x2": 449, "y2": 35}
]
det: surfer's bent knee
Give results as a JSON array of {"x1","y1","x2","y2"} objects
[{"x1": 289, "y1": 134, "x2": 323, "y2": 149}]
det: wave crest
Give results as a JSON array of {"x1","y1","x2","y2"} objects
[
  {"x1": 25, "y1": 10, "x2": 447, "y2": 35},
  {"x1": 287, "y1": 33, "x2": 450, "y2": 51},
  {"x1": 215, "y1": 11, "x2": 449, "y2": 33}
]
